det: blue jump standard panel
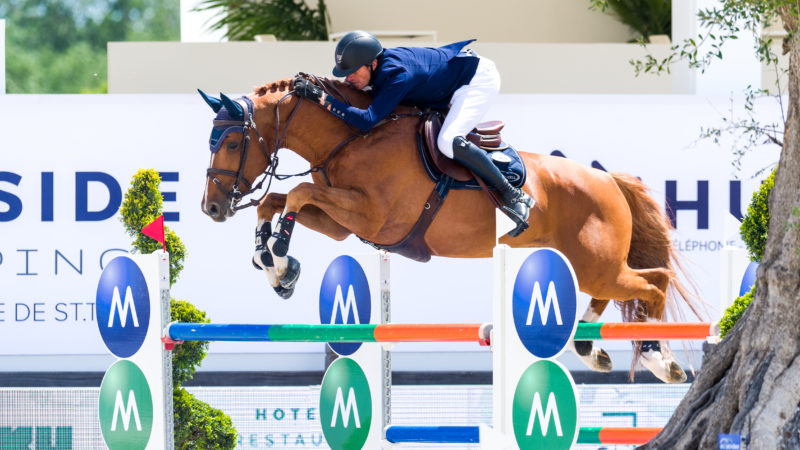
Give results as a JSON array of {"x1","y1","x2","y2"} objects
[{"x1": 385, "y1": 426, "x2": 480, "y2": 443}]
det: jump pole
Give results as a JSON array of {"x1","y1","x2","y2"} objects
[{"x1": 166, "y1": 321, "x2": 715, "y2": 343}]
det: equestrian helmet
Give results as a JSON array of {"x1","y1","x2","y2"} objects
[{"x1": 332, "y1": 30, "x2": 383, "y2": 77}]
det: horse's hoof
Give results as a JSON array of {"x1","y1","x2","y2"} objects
[
  {"x1": 593, "y1": 348, "x2": 613, "y2": 372},
  {"x1": 273, "y1": 284, "x2": 294, "y2": 299},
  {"x1": 279, "y1": 255, "x2": 301, "y2": 289},
  {"x1": 666, "y1": 361, "x2": 687, "y2": 383}
]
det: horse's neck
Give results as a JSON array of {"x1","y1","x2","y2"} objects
[{"x1": 271, "y1": 99, "x2": 356, "y2": 167}]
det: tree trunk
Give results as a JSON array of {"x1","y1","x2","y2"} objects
[{"x1": 643, "y1": 12, "x2": 800, "y2": 450}]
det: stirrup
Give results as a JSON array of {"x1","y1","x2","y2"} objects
[{"x1": 500, "y1": 204, "x2": 530, "y2": 237}]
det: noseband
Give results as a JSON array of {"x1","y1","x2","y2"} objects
[{"x1": 206, "y1": 92, "x2": 301, "y2": 212}]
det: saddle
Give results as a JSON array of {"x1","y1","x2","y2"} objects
[
  {"x1": 420, "y1": 112, "x2": 509, "y2": 182},
  {"x1": 369, "y1": 112, "x2": 527, "y2": 263}
]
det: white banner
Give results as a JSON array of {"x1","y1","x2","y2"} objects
[{"x1": 0, "y1": 93, "x2": 780, "y2": 359}]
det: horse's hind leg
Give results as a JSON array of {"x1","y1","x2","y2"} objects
[
  {"x1": 615, "y1": 267, "x2": 687, "y2": 383},
  {"x1": 568, "y1": 299, "x2": 613, "y2": 372}
]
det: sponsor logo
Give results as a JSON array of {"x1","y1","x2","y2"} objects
[
  {"x1": 319, "y1": 256, "x2": 371, "y2": 356},
  {"x1": 319, "y1": 358, "x2": 372, "y2": 450},
  {"x1": 511, "y1": 249, "x2": 578, "y2": 358},
  {"x1": 512, "y1": 360, "x2": 578, "y2": 448},
  {"x1": 96, "y1": 257, "x2": 150, "y2": 358},
  {"x1": 98, "y1": 360, "x2": 154, "y2": 449}
]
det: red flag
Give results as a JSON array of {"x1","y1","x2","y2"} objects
[{"x1": 142, "y1": 215, "x2": 166, "y2": 252}]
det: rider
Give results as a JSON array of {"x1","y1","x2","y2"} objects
[{"x1": 294, "y1": 30, "x2": 533, "y2": 234}]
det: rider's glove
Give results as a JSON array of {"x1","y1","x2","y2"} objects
[{"x1": 294, "y1": 79, "x2": 323, "y2": 102}]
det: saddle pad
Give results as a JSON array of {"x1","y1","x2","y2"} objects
[{"x1": 416, "y1": 133, "x2": 527, "y2": 190}]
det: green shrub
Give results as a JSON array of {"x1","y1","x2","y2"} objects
[
  {"x1": 120, "y1": 168, "x2": 237, "y2": 448},
  {"x1": 119, "y1": 169, "x2": 187, "y2": 286},
  {"x1": 174, "y1": 388, "x2": 238, "y2": 450},
  {"x1": 720, "y1": 167, "x2": 775, "y2": 338},
  {"x1": 171, "y1": 299, "x2": 210, "y2": 386},
  {"x1": 591, "y1": 0, "x2": 672, "y2": 41},
  {"x1": 719, "y1": 283, "x2": 755, "y2": 338},
  {"x1": 740, "y1": 167, "x2": 776, "y2": 262}
]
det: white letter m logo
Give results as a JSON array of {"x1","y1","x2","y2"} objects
[
  {"x1": 111, "y1": 390, "x2": 142, "y2": 432},
  {"x1": 330, "y1": 284, "x2": 359, "y2": 324},
  {"x1": 107, "y1": 286, "x2": 140, "y2": 328},
  {"x1": 526, "y1": 281, "x2": 562, "y2": 326},
  {"x1": 330, "y1": 387, "x2": 361, "y2": 428},
  {"x1": 526, "y1": 391, "x2": 563, "y2": 437}
]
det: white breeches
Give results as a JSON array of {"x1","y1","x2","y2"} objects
[{"x1": 437, "y1": 56, "x2": 501, "y2": 158}]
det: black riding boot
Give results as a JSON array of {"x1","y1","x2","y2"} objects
[{"x1": 452, "y1": 136, "x2": 534, "y2": 236}]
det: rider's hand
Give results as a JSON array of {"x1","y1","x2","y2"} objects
[{"x1": 294, "y1": 79, "x2": 323, "y2": 103}]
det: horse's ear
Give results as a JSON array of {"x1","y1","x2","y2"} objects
[
  {"x1": 197, "y1": 89, "x2": 222, "y2": 113},
  {"x1": 220, "y1": 93, "x2": 244, "y2": 119}
]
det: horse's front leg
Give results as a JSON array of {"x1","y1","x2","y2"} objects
[
  {"x1": 267, "y1": 182, "x2": 380, "y2": 284},
  {"x1": 253, "y1": 193, "x2": 295, "y2": 299}
]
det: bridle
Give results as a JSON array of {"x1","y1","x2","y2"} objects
[{"x1": 206, "y1": 91, "x2": 303, "y2": 213}]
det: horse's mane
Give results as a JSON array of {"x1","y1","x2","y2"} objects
[
  {"x1": 253, "y1": 79, "x2": 293, "y2": 97},
  {"x1": 253, "y1": 76, "x2": 414, "y2": 112}
]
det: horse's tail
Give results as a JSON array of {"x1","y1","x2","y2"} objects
[{"x1": 610, "y1": 172, "x2": 707, "y2": 371}]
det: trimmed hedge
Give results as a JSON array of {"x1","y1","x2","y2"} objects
[
  {"x1": 119, "y1": 169, "x2": 187, "y2": 286},
  {"x1": 740, "y1": 168, "x2": 775, "y2": 263},
  {"x1": 719, "y1": 283, "x2": 755, "y2": 338}
]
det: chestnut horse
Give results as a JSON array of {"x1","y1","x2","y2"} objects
[{"x1": 199, "y1": 77, "x2": 702, "y2": 383}]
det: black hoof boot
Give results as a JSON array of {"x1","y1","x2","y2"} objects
[
  {"x1": 641, "y1": 340, "x2": 661, "y2": 353},
  {"x1": 573, "y1": 339, "x2": 593, "y2": 357},
  {"x1": 254, "y1": 222, "x2": 275, "y2": 270},
  {"x1": 271, "y1": 212, "x2": 297, "y2": 257},
  {"x1": 279, "y1": 255, "x2": 301, "y2": 290},
  {"x1": 252, "y1": 251, "x2": 274, "y2": 270}
]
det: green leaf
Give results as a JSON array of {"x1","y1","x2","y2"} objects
[{"x1": 194, "y1": 0, "x2": 330, "y2": 41}]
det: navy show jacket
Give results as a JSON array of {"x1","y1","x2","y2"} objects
[{"x1": 326, "y1": 39, "x2": 480, "y2": 132}]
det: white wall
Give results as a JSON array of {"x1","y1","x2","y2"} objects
[
  {"x1": 108, "y1": 41, "x2": 673, "y2": 94},
  {"x1": 324, "y1": 0, "x2": 635, "y2": 43}
]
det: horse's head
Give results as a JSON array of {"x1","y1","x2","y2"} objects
[{"x1": 199, "y1": 90, "x2": 272, "y2": 222}]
